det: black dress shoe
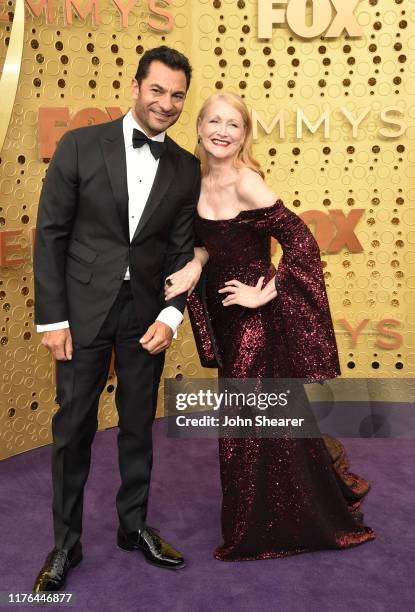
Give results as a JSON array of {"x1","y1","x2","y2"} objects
[
  {"x1": 117, "y1": 526, "x2": 185, "y2": 570},
  {"x1": 33, "y1": 542, "x2": 82, "y2": 592}
]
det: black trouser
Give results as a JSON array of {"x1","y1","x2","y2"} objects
[{"x1": 51, "y1": 281, "x2": 165, "y2": 550}]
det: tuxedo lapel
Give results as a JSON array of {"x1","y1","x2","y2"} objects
[
  {"x1": 131, "y1": 138, "x2": 177, "y2": 243},
  {"x1": 99, "y1": 118, "x2": 130, "y2": 243}
]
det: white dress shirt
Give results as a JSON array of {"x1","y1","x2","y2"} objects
[{"x1": 36, "y1": 109, "x2": 183, "y2": 335}]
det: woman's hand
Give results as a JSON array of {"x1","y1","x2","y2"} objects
[
  {"x1": 219, "y1": 275, "x2": 278, "y2": 308},
  {"x1": 164, "y1": 259, "x2": 203, "y2": 300},
  {"x1": 219, "y1": 276, "x2": 265, "y2": 308}
]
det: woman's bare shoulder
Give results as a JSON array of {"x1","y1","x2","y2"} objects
[{"x1": 235, "y1": 167, "x2": 278, "y2": 209}]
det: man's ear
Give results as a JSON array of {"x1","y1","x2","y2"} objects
[{"x1": 131, "y1": 78, "x2": 139, "y2": 99}]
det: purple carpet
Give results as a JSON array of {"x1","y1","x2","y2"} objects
[{"x1": 1, "y1": 420, "x2": 414, "y2": 611}]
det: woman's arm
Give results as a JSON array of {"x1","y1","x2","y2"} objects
[
  {"x1": 193, "y1": 246, "x2": 209, "y2": 267},
  {"x1": 218, "y1": 169, "x2": 279, "y2": 308},
  {"x1": 164, "y1": 246, "x2": 209, "y2": 300}
]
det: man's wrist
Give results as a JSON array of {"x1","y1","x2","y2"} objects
[
  {"x1": 36, "y1": 321, "x2": 70, "y2": 332},
  {"x1": 156, "y1": 306, "x2": 183, "y2": 338}
]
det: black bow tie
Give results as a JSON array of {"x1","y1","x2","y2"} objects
[{"x1": 132, "y1": 128, "x2": 166, "y2": 160}]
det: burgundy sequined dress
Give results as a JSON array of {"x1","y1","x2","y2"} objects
[{"x1": 187, "y1": 199, "x2": 375, "y2": 561}]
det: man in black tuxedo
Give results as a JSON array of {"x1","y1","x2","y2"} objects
[{"x1": 33, "y1": 46, "x2": 201, "y2": 591}]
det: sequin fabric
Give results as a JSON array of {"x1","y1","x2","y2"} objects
[{"x1": 187, "y1": 200, "x2": 375, "y2": 561}]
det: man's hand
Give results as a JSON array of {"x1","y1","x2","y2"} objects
[
  {"x1": 139, "y1": 321, "x2": 173, "y2": 355},
  {"x1": 41, "y1": 328, "x2": 73, "y2": 361}
]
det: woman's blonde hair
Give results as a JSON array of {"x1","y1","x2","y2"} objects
[{"x1": 195, "y1": 92, "x2": 264, "y2": 179}]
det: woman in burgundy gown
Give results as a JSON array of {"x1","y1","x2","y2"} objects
[{"x1": 165, "y1": 92, "x2": 375, "y2": 561}]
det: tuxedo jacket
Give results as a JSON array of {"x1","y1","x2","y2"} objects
[{"x1": 33, "y1": 116, "x2": 201, "y2": 346}]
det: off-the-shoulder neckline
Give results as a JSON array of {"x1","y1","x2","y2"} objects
[{"x1": 196, "y1": 199, "x2": 283, "y2": 222}]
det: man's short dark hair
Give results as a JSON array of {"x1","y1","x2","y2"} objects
[{"x1": 135, "y1": 46, "x2": 192, "y2": 90}]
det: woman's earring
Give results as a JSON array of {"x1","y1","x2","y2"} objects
[{"x1": 197, "y1": 135, "x2": 201, "y2": 144}]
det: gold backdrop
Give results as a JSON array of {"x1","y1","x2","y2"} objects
[{"x1": 1, "y1": 0, "x2": 414, "y2": 459}]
